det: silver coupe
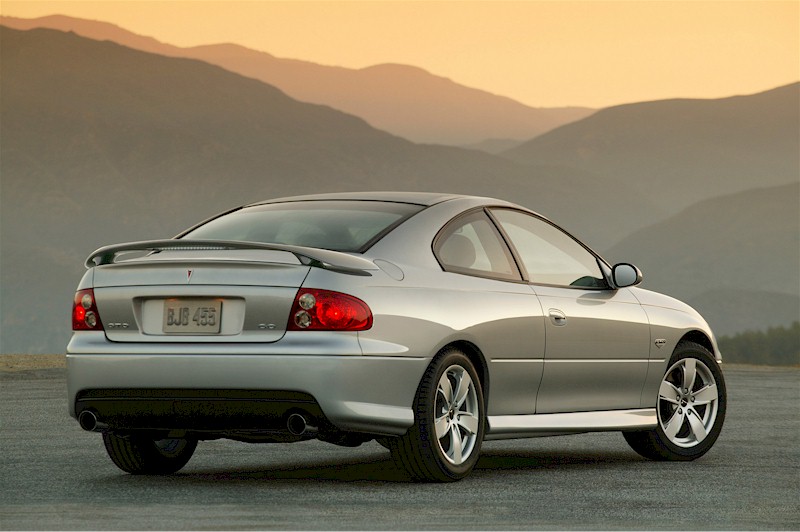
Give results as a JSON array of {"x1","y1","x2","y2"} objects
[{"x1": 67, "y1": 192, "x2": 726, "y2": 481}]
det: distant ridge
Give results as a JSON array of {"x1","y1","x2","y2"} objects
[
  {"x1": 0, "y1": 14, "x2": 595, "y2": 145},
  {"x1": 605, "y1": 183, "x2": 800, "y2": 336},
  {"x1": 461, "y1": 138, "x2": 525, "y2": 154},
  {"x1": 2, "y1": 25, "x2": 797, "y2": 358},
  {"x1": 502, "y1": 83, "x2": 800, "y2": 209},
  {"x1": 0, "y1": 26, "x2": 627, "y2": 354}
]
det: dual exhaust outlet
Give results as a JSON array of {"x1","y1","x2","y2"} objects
[
  {"x1": 286, "y1": 412, "x2": 317, "y2": 437},
  {"x1": 78, "y1": 410, "x2": 317, "y2": 437},
  {"x1": 78, "y1": 410, "x2": 108, "y2": 432}
]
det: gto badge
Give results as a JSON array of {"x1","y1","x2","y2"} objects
[{"x1": 654, "y1": 339, "x2": 667, "y2": 348}]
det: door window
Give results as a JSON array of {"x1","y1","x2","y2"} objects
[{"x1": 491, "y1": 209, "x2": 606, "y2": 288}]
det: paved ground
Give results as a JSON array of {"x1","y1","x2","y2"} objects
[{"x1": 1, "y1": 363, "x2": 798, "y2": 530}]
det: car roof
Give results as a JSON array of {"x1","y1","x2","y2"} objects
[{"x1": 248, "y1": 191, "x2": 473, "y2": 207}]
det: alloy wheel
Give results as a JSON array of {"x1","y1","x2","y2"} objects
[
  {"x1": 434, "y1": 364, "x2": 480, "y2": 465},
  {"x1": 658, "y1": 357, "x2": 720, "y2": 448}
]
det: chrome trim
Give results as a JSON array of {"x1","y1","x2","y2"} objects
[
  {"x1": 486, "y1": 408, "x2": 657, "y2": 440},
  {"x1": 544, "y1": 359, "x2": 652, "y2": 364},
  {"x1": 491, "y1": 358, "x2": 545, "y2": 363}
]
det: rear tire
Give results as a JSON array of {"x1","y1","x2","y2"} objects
[
  {"x1": 624, "y1": 341, "x2": 726, "y2": 461},
  {"x1": 390, "y1": 348, "x2": 485, "y2": 482},
  {"x1": 102, "y1": 433, "x2": 197, "y2": 474}
]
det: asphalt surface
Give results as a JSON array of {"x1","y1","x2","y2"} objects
[{"x1": 1, "y1": 365, "x2": 798, "y2": 530}]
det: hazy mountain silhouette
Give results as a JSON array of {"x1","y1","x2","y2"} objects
[
  {"x1": 0, "y1": 15, "x2": 594, "y2": 145},
  {"x1": 0, "y1": 26, "x2": 629, "y2": 354},
  {"x1": 2, "y1": 26, "x2": 796, "y2": 357},
  {"x1": 503, "y1": 84, "x2": 800, "y2": 211},
  {"x1": 462, "y1": 138, "x2": 525, "y2": 154},
  {"x1": 688, "y1": 290, "x2": 799, "y2": 338},
  {"x1": 605, "y1": 183, "x2": 800, "y2": 336}
]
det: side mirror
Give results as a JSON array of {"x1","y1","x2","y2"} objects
[{"x1": 612, "y1": 263, "x2": 643, "y2": 288}]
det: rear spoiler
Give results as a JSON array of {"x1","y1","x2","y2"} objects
[{"x1": 85, "y1": 239, "x2": 378, "y2": 276}]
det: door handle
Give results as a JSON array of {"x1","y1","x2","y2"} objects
[{"x1": 548, "y1": 309, "x2": 567, "y2": 326}]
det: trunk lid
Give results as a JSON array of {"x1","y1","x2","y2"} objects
[{"x1": 92, "y1": 249, "x2": 310, "y2": 343}]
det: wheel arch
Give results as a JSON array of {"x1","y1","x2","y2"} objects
[
  {"x1": 440, "y1": 340, "x2": 490, "y2": 411},
  {"x1": 677, "y1": 330, "x2": 716, "y2": 359}
]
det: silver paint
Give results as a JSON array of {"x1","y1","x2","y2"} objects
[{"x1": 67, "y1": 192, "x2": 721, "y2": 444}]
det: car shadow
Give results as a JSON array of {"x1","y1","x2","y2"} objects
[
  {"x1": 180, "y1": 452, "x2": 411, "y2": 483},
  {"x1": 102, "y1": 448, "x2": 646, "y2": 485},
  {"x1": 475, "y1": 448, "x2": 644, "y2": 473}
]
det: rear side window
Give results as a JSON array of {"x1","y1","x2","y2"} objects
[
  {"x1": 182, "y1": 200, "x2": 424, "y2": 252},
  {"x1": 434, "y1": 210, "x2": 521, "y2": 281}
]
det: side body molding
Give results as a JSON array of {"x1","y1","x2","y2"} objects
[{"x1": 485, "y1": 408, "x2": 657, "y2": 440}]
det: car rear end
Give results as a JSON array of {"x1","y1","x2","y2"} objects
[{"x1": 67, "y1": 200, "x2": 432, "y2": 444}]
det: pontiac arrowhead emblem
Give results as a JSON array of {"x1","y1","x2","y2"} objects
[{"x1": 187, "y1": 269, "x2": 194, "y2": 283}]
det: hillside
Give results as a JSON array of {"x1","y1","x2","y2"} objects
[
  {"x1": 2, "y1": 26, "x2": 796, "y2": 358},
  {"x1": 0, "y1": 15, "x2": 594, "y2": 145},
  {"x1": 503, "y1": 84, "x2": 800, "y2": 211},
  {"x1": 462, "y1": 138, "x2": 525, "y2": 154},
  {"x1": 605, "y1": 183, "x2": 800, "y2": 335},
  {"x1": 0, "y1": 27, "x2": 626, "y2": 354},
  {"x1": 688, "y1": 290, "x2": 799, "y2": 338}
]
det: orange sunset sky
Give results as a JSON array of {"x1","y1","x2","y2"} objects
[{"x1": 1, "y1": 1, "x2": 798, "y2": 108}]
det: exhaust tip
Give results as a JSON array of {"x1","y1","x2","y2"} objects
[
  {"x1": 287, "y1": 413, "x2": 308, "y2": 436},
  {"x1": 78, "y1": 410, "x2": 99, "y2": 432}
]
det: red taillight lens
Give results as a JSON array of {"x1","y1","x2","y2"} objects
[
  {"x1": 288, "y1": 289, "x2": 372, "y2": 331},
  {"x1": 72, "y1": 289, "x2": 103, "y2": 331}
]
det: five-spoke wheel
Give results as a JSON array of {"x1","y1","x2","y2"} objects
[
  {"x1": 390, "y1": 348, "x2": 485, "y2": 481},
  {"x1": 625, "y1": 341, "x2": 726, "y2": 461},
  {"x1": 658, "y1": 356, "x2": 720, "y2": 447},
  {"x1": 434, "y1": 364, "x2": 481, "y2": 465}
]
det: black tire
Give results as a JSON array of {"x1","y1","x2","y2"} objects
[
  {"x1": 624, "y1": 341, "x2": 726, "y2": 461},
  {"x1": 390, "y1": 348, "x2": 485, "y2": 482},
  {"x1": 102, "y1": 433, "x2": 198, "y2": 474}
]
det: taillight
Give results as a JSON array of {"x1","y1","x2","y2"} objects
[
  {"x1": 72, "y1": 289, "x2": 104, "y2": 331},
  {"x1": 288, "y1": 289, "x2": 372, "y2": 331}
]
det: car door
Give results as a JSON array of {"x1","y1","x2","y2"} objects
[
  {"x1": 490, "y1": 208, "x2": 651, "y2": 414},
  {"x1": 432, "y1": 209, "x2": 546, "y2": 416}
]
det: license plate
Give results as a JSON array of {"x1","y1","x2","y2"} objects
[{"x1": 163, "y1": 299, "x2": 222, "y2": 334}]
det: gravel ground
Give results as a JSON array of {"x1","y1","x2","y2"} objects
[
  {"x1": 0, "y1": 354, "x2": 66, "y2": 371},
  {"x1": 1, "y1": 362, "x2": 798, "y2": 529}
]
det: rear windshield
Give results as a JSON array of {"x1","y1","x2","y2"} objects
[{"x1": 181, "y1": 200, "x2": 424, "y2": 252}]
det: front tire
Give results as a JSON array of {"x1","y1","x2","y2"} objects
[
  {"x1": 624, "y1": 341, "x2": 726, "y2": 461},
  {"x1": 102, "y1": 433, "x2": 198, "y2": 474},
  {"x1": 390, "y1": 348, "x2": 485, "y2": 482}
]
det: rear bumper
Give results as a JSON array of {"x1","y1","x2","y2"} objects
[
  {"x1": 67, "y1": 332, "x2": 427, "y2": 436},
  {"x1": 75, "y1": 388, "x2": 324, "y2": 438}
]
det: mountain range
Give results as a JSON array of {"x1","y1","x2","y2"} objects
[
  {"x1": 0, "y1": 14, "x2": 594, "y2": 146},
  {"x1": 0, "y1": 23, "x2": 797, "y2": 357},
  {"x1": 605, "y1": 183, "x2": 800, "y2": 336},
  {"x1": 502, "y1": 83, "x2": 799, "y2": 210},
  {"x1": 0, "y1": 26, "x2": 632, "y2": 354}
]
